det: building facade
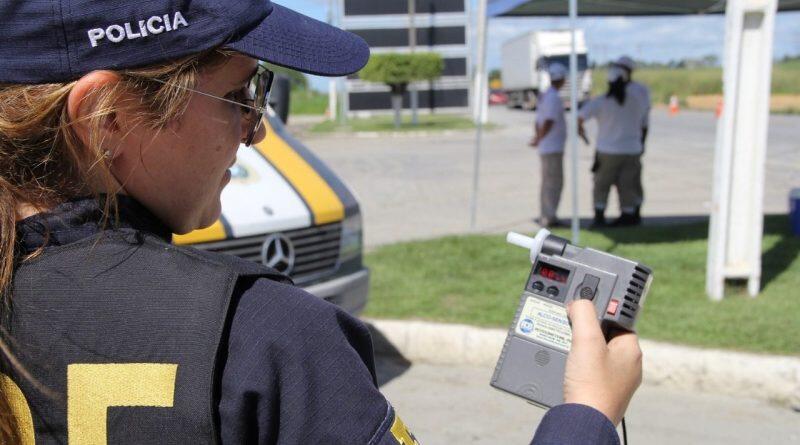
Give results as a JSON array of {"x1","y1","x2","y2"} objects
[{"x1": 337, "y1": 0, "x2": 472, "y2": 116}]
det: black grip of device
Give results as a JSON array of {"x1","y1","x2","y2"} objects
[{"x1": 542, "y1": 235, "x2": 568, "y2": 256}]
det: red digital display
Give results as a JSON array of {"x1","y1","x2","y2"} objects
[{"x1": 535, "y1": 262, "x2": 570, "y2": 283}]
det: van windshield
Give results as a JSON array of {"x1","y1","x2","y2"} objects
[{"x1": 541, "y1": 55, "x2": 588, "y2": 71}]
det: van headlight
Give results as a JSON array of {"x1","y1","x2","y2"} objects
[{"x1": 339, "y1": 212, "x2": 363, "y2": 262}]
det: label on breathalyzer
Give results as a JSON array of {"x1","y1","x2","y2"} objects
[{"x1": 515, "y1": 296, "x2": 572, "y2": 352}]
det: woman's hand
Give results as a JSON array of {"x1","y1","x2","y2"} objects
[{"x1": 563, "y1": 300, "x2": 642, "y2": 426}]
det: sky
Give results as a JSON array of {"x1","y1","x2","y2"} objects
[{"x1": 282, "y1": 0, "x2": 800, "y2": 91}]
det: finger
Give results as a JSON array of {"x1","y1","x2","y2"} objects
[
  {"x1": 605, "y1": 326, "x2": 634, "y2": 341},
  {"x1": 567, "y1": 300, "x2": 605, "y2": 346}
]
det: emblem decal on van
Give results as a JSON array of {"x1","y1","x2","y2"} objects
[{"x1": 261, "y1": 234, "x2": 295, "y2": 275}]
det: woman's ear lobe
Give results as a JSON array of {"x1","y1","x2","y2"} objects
[{"x1": 67, "y1": 70, "x2": 122, "y2": 143}]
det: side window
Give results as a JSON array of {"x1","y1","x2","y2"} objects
[
  {"x1": 0, "y1": 373, "x2": 35, "y2": 445},
  {"x1": 68, "y1": 363, "x2": 178, "y2": 444}
]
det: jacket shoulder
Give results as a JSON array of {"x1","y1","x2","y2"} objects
[{"x1": 168, "y1": 240, "x2": 293, "y2": 285}]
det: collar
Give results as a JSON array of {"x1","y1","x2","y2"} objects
[{"x1": 16, "y1": 196, "x2": 173, "y2": 255}]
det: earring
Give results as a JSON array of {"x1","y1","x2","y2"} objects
[{"x1": 103, "y1": 149, "x2": 113, "y2": 159}]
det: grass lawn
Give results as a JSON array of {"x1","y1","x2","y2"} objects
[
  {"x1": 364, "y1": 216, "x2": 800, "y2": 355},
  {"x1": 289, "y1": 89, "x2": 328, "y2": 115},
  {"x1": 591, "y1": 60, "x2": 800, "y2": 107},
  {"x1": 310, "y1": 114, "x2": 490, "y2": 133}
]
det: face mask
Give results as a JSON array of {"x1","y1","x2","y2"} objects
[{"x1": 607, "y1": 66, "x2": 628, "y2": 83}]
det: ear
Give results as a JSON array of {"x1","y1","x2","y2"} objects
[{"x1": 67, "y1": 71, "x2": 122, "y2": 152}]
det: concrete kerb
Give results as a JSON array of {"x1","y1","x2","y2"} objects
[{"x1": 365, "y1": 318, "x2": 800, "y2": 410}]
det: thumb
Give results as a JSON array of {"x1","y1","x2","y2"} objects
[{"x1": 567, "y1": 300, "x2": 605, "y2": 346}]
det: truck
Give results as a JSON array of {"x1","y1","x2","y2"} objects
[{"x1": 501, "y1": 30, "x2": 592, "y2": 110}]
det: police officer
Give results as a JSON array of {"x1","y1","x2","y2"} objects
[
  {"x1": 579, "y1": 64, "x2": 650, "y2": 227},
  {"x1": 530, "y1": 63, "x2": 568, "y2": 228},
  {"x1": 0, "y1": 1, "x2": 642, "y2": 444}
]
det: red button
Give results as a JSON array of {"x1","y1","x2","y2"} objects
[{"x1": 606, "y1": 299, "x2": 619, "y2": 316}]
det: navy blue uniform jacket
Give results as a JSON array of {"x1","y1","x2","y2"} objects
[{"x1": 15, "y1": 197, "x2": 619, "y2": 444}]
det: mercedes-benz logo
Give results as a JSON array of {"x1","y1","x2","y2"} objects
[{"x1": 261, "y1": 233, "x2": 296, "y2": 275}]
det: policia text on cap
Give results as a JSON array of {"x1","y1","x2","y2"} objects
[{"x1": 0, "y1": 1, "x2": 641, "y2": 444}]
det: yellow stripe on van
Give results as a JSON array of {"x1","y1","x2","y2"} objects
[
  {"x1": 173, "y1": 220, "x2": 227, "y2": 245},
  {"x1": 254, "y1": 121, "x2": 344, "y2": 225}
]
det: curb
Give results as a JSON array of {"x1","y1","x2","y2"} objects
[{"x1": 365, "y1": 318, "x2": 800, "y2": 410}]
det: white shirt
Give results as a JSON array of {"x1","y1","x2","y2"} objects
[
  {"x1": 579, "y1": 83, "x2": 649, "y2": 155},
  {"x1": 535, "y1": 87, "x2": 566, "y2": 154},
  {"x1": 628, "y1": 80, "x2": 651, "y2": 129}
]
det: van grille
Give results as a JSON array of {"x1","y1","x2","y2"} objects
[{"x1": 190, "y1": 222, "x2": 342, "y2": 285}]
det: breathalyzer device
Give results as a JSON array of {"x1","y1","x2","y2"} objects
[{"x1": 490, "y1": 229, "x2": 653, "y2": 408}]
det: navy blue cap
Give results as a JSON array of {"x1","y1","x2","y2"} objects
[{"x1": 0, "y1": 1, "x2": 370, "y2": 84}]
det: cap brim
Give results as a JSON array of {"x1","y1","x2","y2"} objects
[{"x1": 227, "y1": 4, "x2": 370, "y2": 77}]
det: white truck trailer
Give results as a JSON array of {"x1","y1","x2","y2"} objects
[{"x1": 501, "y1": 30, "x2": 592, "y2": 109}]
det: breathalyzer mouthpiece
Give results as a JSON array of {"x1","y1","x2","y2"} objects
[{"x1": 507, "y1": 229, "x2": 568, "y2": 263}]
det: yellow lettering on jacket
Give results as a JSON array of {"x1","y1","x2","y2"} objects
[
  {"x1": 67, "y1": 363, "x2": 177, "y2": 445},
  {"x1": 390, "y1": 414, "x2": 419, "y2": 445},
  {"x1": 0, "y1": 373, "x2": 35, "y2": 444}
]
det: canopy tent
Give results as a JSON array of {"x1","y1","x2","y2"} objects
[
  {"x1": 487, "y1": 0, "x2": 800, "y2": 16},
  {"x1": 470, "y1": 0, "x2": 800, "y2": 299}
]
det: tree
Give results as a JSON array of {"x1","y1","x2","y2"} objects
[{"x1": 358, "y1": 53, "x2": 444, "y2": 128}]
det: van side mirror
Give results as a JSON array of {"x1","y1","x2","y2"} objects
[{"x1": 269, "y1": 74, "x2": 291, "y2": 125}]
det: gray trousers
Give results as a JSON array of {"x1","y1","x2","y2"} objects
[
  {"x1": 593, "y1": 153, "x2": 642, "y2": 213},
  {"x1": 540, "y1": 152, "x2": 564, "y2": 221}
]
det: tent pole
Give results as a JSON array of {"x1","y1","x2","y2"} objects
[
  {"x1": 568, "y1": 0, "x2": 580, "y2": 244},
  {"x1": 706, "y1": 0, "x2": 777, "y2": 299},
  {"x1": 470, "y1": 0, "x2": 489, "y2": 230}
]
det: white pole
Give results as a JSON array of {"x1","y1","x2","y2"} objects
[
  {"x1": 568, "y1": 0, "x2": 580, "y2": 244},
  {"x1": 409, "y1": 0, "x2": 419, "y2": 125},
  {"x1": 470, "y1": 0, "x2": 489, "y2": 229},
  {"x1": 334, "y1": 0, "x2": 347, "y2": 125},
  {"x1": 327, "y1": 0, "x2": 337, "y2": 121},
  {"x1": 706, "y1": 0, "x2": 777, "y2": 300}
]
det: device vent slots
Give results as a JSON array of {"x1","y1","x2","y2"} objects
[{"x1": 622, "y1": 267, "x2": 650, "y2": 319}]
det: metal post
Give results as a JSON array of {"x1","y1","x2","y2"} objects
[
  {"x1": 334, "y1": 0, "x2": 347, "y2": 125},
  {"x1": 409, "y1": 0, "x2": 419, "y2": 125},
  {"x1": 469, "y1": 0, "x2": 489, "y2": 230},
  {"x1": 568, "y1": 0, "x2": 580, "y2": 244},
  {"x1": 327, "y1": 0, "x2": 337, "y2": 121}
]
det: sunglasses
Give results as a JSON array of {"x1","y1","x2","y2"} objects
[{"x1": 150, "y1": 64, "x2": 275, "y2": 147}]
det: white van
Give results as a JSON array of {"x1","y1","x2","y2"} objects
[{"x1": 173, "y1": 107, "x2": 368, "y2": 315}]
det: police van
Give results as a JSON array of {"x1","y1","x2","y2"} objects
[{"x1": 173, "y1": 102, "x2": 368, "y2": 315}]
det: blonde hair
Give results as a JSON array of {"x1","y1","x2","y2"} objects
[{"x1": 0, "y1": 48, "x2": 233, "y2": 443}]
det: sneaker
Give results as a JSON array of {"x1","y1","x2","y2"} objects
[
  {"x1": 610, "y1": 213, "x2": 641, "y2": 227},
  {"x1": 590, "y1": 210, "x2": 606, "y2": 228},
  {"x1": 538, "y1": 217, "x2": 566, "y2": 228}
]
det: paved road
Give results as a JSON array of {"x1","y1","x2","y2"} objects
[
  {"x1": 376, "y1": 357, "x2": 800, "y2": 445},
  {"x1": 295, "y1": 107, "x2": 799, "y2": 247},
  {"x1": 288, "y1": 110, "x2": 800, "y2": 442}
]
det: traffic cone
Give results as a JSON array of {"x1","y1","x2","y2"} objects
[
  {"x1": 669, "y1": 95, "x2": 680, "y2": 116},
  {"x1": 715, "y1": 99, "x2": 723, "y2": 118}
]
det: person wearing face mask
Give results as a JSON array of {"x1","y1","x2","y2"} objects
[
  {"x1": 614, "y1": 56, "x2": 651, "y2": 222},
  {"x1": 579, "y1": 64, "x2": 650, "y2": 227},
  {"x1": 0, "y1": 2, "x2": 643, "y2": 444}
]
